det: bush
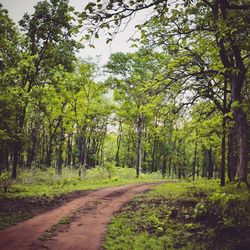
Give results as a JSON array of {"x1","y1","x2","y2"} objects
[{"x1": 0, "y1": 171, "x2": 12, "y2": 192}]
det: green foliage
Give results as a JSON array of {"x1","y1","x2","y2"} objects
[
  {"x1": 1, "y1": 0, "x2": 249, "y2": 210},
  {"x1": 0, "y1": 167, "x2": 162, "y2": 198},
  {"x1": 194, "y1": 202, "x2": 208, "y2": 219},
  {"x1": 0, "y1": 211, "x2": 32, "y2": 230},
  {"x1": 0, "y1": 171, "x2": 12, "y2": 192}
]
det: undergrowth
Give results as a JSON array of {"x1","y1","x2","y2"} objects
[
  {"x1": 0, "y1": 166, "x2": 164, "y2": 198},
  {"x1": 104, "y1": 180, "x2": 250, "y2": 250},
  {"x1": 0, "y1": 166, "x2": 165, "y2": 229}
]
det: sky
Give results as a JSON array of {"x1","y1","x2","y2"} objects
[{"x1": 0, "y1": 0, "x2": 150, "y2": 64}]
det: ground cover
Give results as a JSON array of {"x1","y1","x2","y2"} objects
[
  {"x1": 0, "y1": 183, "x2": 162, "y2": 250},
  {"x1": 0, "y1": 167, "x2": 164, "y2": 229},
  {"x1": 104, "y1": 180, "x2": 250, "y2": 250}
]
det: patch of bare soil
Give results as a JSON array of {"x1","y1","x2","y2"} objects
[{"x1": 0, "y1": 182, "x2": 162, "y2": 250}]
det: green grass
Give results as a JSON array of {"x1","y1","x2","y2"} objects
[
  {"x1": 104, "y1": 180, "x2": 250, "y2": 250},
  {"x1": 38, "y1": 215, "x2": 72, "y2": 241},
  {"x1": 0, "y1": 167, "x2": 165, "y2": 199},
  {"x1": 0, "y1": 212, "x2": 33, "y2": 229},
  {"x1": 0, "y1": 166, "x2": 167, "y2": 229}
]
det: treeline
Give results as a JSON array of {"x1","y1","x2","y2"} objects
[
  {"x1": 104, "y1": 51, "x2": 246, "y2": 183},
  {"x1": 0, "y1": 0, "x2": 250, "y2": 186},
  {"x1": 0, "y1": 1, "x2": 112, "y2": 178},
  {"x1": 82, "y1": 0, "x2": 250, "y2": 185}
]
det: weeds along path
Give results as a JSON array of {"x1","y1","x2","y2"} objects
[{"x1": 0, "y1": 182, "x2": 163, "y2": 250}]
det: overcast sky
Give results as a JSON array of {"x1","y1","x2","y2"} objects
[{"x1": 0, "y1": 0, "x2": 150, "y2": 64}]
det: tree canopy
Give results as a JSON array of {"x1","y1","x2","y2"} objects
[{"x1": 0, "y1": 0, "x2": 249, "y2": 188}]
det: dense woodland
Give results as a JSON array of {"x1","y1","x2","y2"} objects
[{"x1": 0, "y1": 0, "x2": 250, "y2": 187}]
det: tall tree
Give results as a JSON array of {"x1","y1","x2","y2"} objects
[
  {"x1": 10, "y1": 0, "x2": 78, "y2": 178},
  {"x1": 82, "y1": 0, "x2": 250, "y2": 184}
]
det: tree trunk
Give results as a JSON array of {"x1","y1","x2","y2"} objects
[
  {"x1": 234, "y1": 107, "x2": 248, "y2": 183},
  {"x1": 168, "y1": 135, "x2": 176, "y2": 177},
  {"x1": 228, "y1": 123, "x2": 237, "y2": 181},
  {"x1": 136, "y1": 115, "x2": 143, "y2": 178},
  {"x1": 221, "y1": 116, "x2": 226, "y2": 186},
  {"x1": 151, "y1": 139, "x2": 157, "y2": 173},
  {"x1": 0, "y1": 144, "x2": 4, "y2": 173},
  {"x1": 56, "y1": 122, "x2": 64, "y2": 175},
  {"x1": 207, "y1": 148, "x2": 214, "y2": 179},
  {"x1": 202, "y1": 147, "x2": 208, "y2": 178},
  {"x1": 46, "y1": 138, "x2": 53, "y2": 168},
  {"x1": 162, "y1": 155, "x2": 167, "y2": 178},
  {"x1": 231, "y1": 77, "x2": 248, "y2": 183},
  {"x1": 12, "y1": 142, "x2": 19, "y2": 179},
  {"x1": 66, "y1": 133, "x2": 72, "y2": 167},
  {"x1": 192, "y1": 138, "x2": 197, "y2": 181},
  {"x1": 0, "y1": 145, "x2": 9, "y2": 172},
  {"x1": 216, "y1": 1, "x2": 248, "y2": 184},
  {"x1": 221, "y1": 80, "x2": 227, "y2": 186},
  {"x1": 11, "y1": 108, "x2": 26, "y2": 179},
  {"x1": 115, "y1": 120, "x2": 122, "y2": 166}
]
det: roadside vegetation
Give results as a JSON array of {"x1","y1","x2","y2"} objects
[
  {"x1": 0, "y1": 167, "x2": 162, "y2": 199},
  {"x1": 0, "y1": 167, "x2": 163, "y2": 229},
  {"x1": 104, "y1": 181, "x2": 250, "y2": 250},
  {"x1": 0, "y1": 0, "x2": 249, "y2": 248}
]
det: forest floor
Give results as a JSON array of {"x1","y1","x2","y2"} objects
[
  {"x1": 0, "y1": 182, "x2": 163, "y2": 250},
  {"x1": 104, "y1": 181, "x2": 250, "y2": 250}
]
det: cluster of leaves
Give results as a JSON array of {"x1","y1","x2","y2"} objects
[{"x1": 80, "y1": 0, "x2": 250, "y2": 185}]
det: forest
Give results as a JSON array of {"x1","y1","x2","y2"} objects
[{"x1": 0, "y1": 0, "x2": 249, "y2": 249}]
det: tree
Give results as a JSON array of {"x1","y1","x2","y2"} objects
[
  {"x1": 0, "y1": 4, "x2": 21, "y2": 173},
  {"x1": 106, "y1": 50, "x2": 171, "y2": 177},
  {"x1": 9, "y1": 0, "x2": 79, "y2": 178},
  {"x1": 82, "y1": 0, "x2": 250, "y2": 184}
]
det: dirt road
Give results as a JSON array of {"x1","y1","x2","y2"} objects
[{"x1": 0, "y1": 182, "x2": 162, "y2": 250}]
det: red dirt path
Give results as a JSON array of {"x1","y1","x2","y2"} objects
[{"x1": 0, "y1": 182, "x2": 162, "y2": 250}]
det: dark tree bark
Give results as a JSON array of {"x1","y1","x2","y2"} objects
[
  {"x1": 208, "y1": 148, "x2": 214, "y2": 179},
  {"x1": 221, "y1": 116, "x2": 226, "y2": 186},
  {"x1": 55, "y1": 121, "x2": 64, "y2": 175},
  {"x1": 141, "y1": 150, "x2": 147, "y2": 172},
  {"x1": 217, "y1": 0, "x2": 248, "y2": 184},
  {"x1": 151, "y1": 139, "x2": 158, "y2": 173},
  {"x1": 78, "y1": 135, "x2": 84, "y2": 165},
  {"x1": 228, "y1": 123, "x2": 237, "y2": 181},
  {"x1": 136, "y1": 115, "x2": 143, "y2": 178},
  {"x1": 0, "y1": 144, "x2": 4, "y2": 173},
  {"x1": 162, "y1": 155, "x2": 167, "y2": 178},
  {"x1": 12, "y1": 142, "x2": 19, "y2": 179},
  {"x1": 46, "y1": 136, "x2": 53, "y2": 168},
  {"x1": 176, "y1": 138, "x2": 183, "y2": 179},
  {"x1": 0, "y1": 144, "x2": 8, "y2": 173},
  {"x1": 221, "y1": 80, "x2": 228, "y2": 186},
  {"x1": 66, "y1": 133, "x2": 72, "y2": 167},
  {"x1": 202, "y1": 147, "x2": 208, "y2": 178},
  {"x1": 234, "y1": 106, "x2": 248, "y2": 183},
  {"x1": 168, "y1": 135, "x2": 176, "y2": 177},
  {"x1": 192, "y1": 137, "x2": 197, "y2": 181},
  {"x1": 115, "y1": 120, "x2": 122, "y2": 166},
  {"x1": 78, "y1": 123, "x2": 87, "y2": 168}
]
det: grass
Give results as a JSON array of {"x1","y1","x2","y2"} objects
[
  {"x1": 38, "y1": 216, "x2": 72, "y2": 241},
  {"x1": 0, "y1": 166, "x2": 165, "y2": 199},
  {"x1": 0, "y1": 166, "x2": 166, "y2": 229},
  {"x1": 0, "y1": 211, "x2": 33, "y2": 229},
  {"x1": 104, "y1": 180, "x2": 250, "y2": 250}
]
